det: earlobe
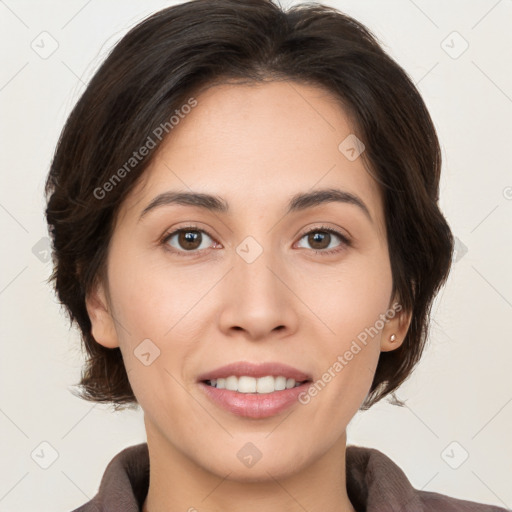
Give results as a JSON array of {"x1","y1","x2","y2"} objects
[
  {"x1": 85, "y1": 280, "x2": 120, "y2": 349},
  {"x1": 380, "y1": 305, "x2": 412, "y2": 352}
]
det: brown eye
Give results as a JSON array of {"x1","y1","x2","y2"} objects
[
  {"x1": 296, "y1": 226, "x2": 351, "y2": 255},
  {"x1": 307, "y1": 231, "x2": 331, "y2": 250},
  {"x1": 179, "y1": 230, "x2": 202, "y2": 250},
  {"x1": 163, "y1": 227, "x2": 215, "y2": 254}
]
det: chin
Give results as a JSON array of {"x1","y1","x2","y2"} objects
[{"x1": 190, "y1": 438, "x2": 315, "y2": 483}]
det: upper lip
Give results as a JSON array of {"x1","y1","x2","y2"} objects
[{"x1": 197, "y1": 361, "x2": 312, "y2": 382}]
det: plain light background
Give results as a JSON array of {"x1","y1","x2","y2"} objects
[{"x1": 0, "y1": 0, "x2": 511, "y2": 511}]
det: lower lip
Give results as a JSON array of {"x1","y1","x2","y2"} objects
[{"x1": 198, "y1": 381, "x2": 311, "y2": 419}]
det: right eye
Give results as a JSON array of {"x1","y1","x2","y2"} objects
[{"x1": 162, "y1": 226, "x2": 219, "y2": 256}]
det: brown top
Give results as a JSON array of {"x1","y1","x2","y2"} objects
[{"x1": 71, "y1": 443, "x2": 508, "y2": 512}]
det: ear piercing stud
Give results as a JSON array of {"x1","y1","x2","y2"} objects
[{"x1": 389, "y1": 334, "x2": 397, "y2": 342}]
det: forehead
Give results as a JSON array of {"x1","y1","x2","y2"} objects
[{"x1": 120, "y1": 80, "x2": 385, "y2": 235}]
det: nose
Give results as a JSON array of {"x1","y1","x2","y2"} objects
[{"x1": 217, "y1": 244, "x2": 299, "y2": 342}]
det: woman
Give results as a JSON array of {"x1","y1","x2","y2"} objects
[{"x1": 45, "y1": 0, "x2": 507, "y2": 510}]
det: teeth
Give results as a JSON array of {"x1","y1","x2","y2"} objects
[
  {"x1": 225, "y1": 376, "x2": 238, "y2": 391},
  {"x1": 239, "y1": 376, "x2": 257, "y2": 393},
  {"x1": 275, "y1": 376, "x2": 287, "y2": 390},
  {"x1": 256, "y1": 375, "x2": 274, "y2": 393},
  {"x1": 207, "y1": 375, "x2": 305, "y2": 393}
]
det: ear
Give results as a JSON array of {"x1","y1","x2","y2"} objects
[
  {"x1": 85, "y1": 279, "x2": 120, "y2": 349},
  {"x1": 380, "y1": 297, "x2": 412, "y2": 353}
]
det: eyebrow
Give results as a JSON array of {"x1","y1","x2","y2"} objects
[{"x1": 139, "y1": 187, "x2": 372, "y2": 223}]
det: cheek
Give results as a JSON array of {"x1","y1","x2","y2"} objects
[
  {"x1": 104, "y1": 249, "x2": 226, "y2": 399},
  {"x1": 105, "y1": 261, "x2": 202, "y2": 420},
  {"x1": 108, "y1": 250, "x2": 211, "y2": 340},
  {"x1": 313, "y1": 250, "x2": 393, "y2": 343},
  {"x1": 302, "y1": 254, "x2": 392, "y2": 409}
]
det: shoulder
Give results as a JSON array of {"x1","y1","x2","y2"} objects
[
  {"x1": 69, "y1": 443, "x2": 149, "y2": 512},
  {"x1": 345, "y1": 445, "x2": 508, "y2": 512},
  {"x1": 417, "y1": 489, "x2": 508, "y2": 511}
]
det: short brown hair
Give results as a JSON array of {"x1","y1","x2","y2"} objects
[{"x1": 45, "y1": 0, "x2": 454, "y2": 410}]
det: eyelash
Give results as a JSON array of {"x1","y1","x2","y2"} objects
[{"x1": 161, "y1": 224, "x2": 351, "y2": 257}]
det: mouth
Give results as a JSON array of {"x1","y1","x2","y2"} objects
[{"x1": 197, "y1": 361, "x2": 313, "y2": 418}]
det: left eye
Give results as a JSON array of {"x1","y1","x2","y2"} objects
[{"x1": 296, "y1": 227, "x2": 349, "y2": 254}]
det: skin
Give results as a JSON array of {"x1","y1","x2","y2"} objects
[{"x1": 86, "y1": 80, "x2": 411, "y2": 512}]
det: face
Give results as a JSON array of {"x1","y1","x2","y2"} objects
[{"x1": 87, "y1": 80, "x2": 408, "y2": 481}]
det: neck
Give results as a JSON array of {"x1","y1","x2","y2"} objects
[{"x1": 141, "y1": 421, "x2": 356, "y2": 512}]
